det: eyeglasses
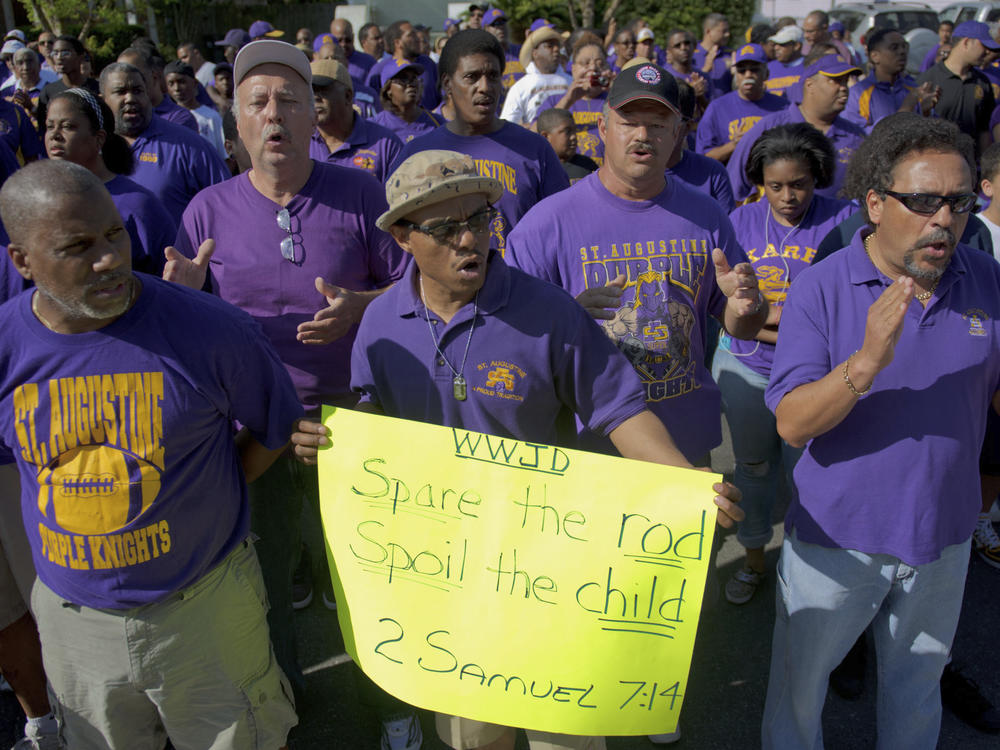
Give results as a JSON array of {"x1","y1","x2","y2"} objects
[
  {"x1": 399, "y1": 206, "x2": 496, "y2": 244},
  {"x1": 883, "y1": 190, "x2": 978, "y2": 216},
  {"x1": 276, "y1": 208, "x2": 300, "y2": 263},
  {"x1": 390, "y1": 75, "x2": 420, "y2": 88}
]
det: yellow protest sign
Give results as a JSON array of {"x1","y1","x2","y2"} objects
[{"x1": 318, "y1": 407, "x2": 720, "y2": 736}]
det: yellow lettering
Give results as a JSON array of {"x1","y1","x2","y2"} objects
[
  {"x1": 88, "y1": 536, "x2": 108, "y2": 569},
  {"x1": 158, "y1": 520, "x2": 171, "y2": 554}
]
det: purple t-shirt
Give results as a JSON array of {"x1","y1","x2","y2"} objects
[
  {"x1": 766, "y1": 232, "x2": 1000, "y2": 564},
  {"x1": 696, "y1": 91, "x2": 788, "y2": 154},
  {"x1": 371, "y1": 108, "x2": 441, "y2": 144},
  {"x1": 106, "y1": 174, "x2": 178, "y2": 277},
  {"x1": 844, "y1": 74, "x2": 916, "y2": 130},
  {"x1": 765, "y1": 59, "x2": 804, "y2": 97},
  {"x1": 663, "y1": 63, "x2": 714, "y2": 100},
  {"x1": 692, "y1": 43, "x2": 732, "y2": 100},
  {"x1": 347, "y1": 49, "x2": 377, "y2": 86},
  {"x1": 921, "y1": 44, "x2": 940, "y2": 73},
  {"x1": 0, "y1": 274, "x2": 302, "y2": 608},
  {"x1": 505, "y1": 171, "x2": 748, "y2": 462},
  {"x1": 666, "y1": 150, "x2": 735, "y2": 214},
  {"x1": 724, "y1": 195, "x2": 854, "y2": 376},
  {"x1": 0, "y1": 99, "x2": 41, "y2": 162},
  {"x1": 394, "y1": 123, "x2": 570, "y2": 254},
  {"x1": 366, "y1": 54, "x2": 440, "y2": 110},
  {"x1": 353, "y1": 251, "x2": 647, "y2": 443},
  {"x1": 175, "y1": 162, "x2": 407, "y2": 409},
  {"x1": 155, "y1": 96, "x2": 198, "y2": 132},
  {"x1": 129, "y1": 115, "x2": 230, "y2": 226},
  {"x1": 727, "y1": 106, "x2": 866, "y2": 203},
  {"x1": 309, "y1": 117, "x2": 403, "y2": 183},
  {"x1": 537, "y1": 92, "x2": 606, "y2": 165}
]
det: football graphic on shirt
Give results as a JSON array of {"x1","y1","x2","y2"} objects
[{"x1": 36, "y1": 445, "x2": 162, "y2": 535}]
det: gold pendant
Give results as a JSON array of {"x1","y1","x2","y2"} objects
[{"x1": 453, "y1": 375, "x2": 467, "y2": 401}]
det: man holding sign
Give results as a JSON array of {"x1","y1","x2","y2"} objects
[{"x1": 292, "y1": 150, "x2": 743, "y2": 750}]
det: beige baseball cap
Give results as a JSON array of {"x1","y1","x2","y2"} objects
[
  {"x1": 311, "y1": 59, "x2": 352, "y2": 92},
  {"x1": 377, "y1": 150, "x2": 503, "y2": 230},
  {"x1": 234, "y1": 39, "x2": 312, "y2": 86}
]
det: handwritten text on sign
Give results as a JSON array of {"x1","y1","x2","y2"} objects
[{"x1": 318, "y1": 407, "x2": 719, "y2": 736}]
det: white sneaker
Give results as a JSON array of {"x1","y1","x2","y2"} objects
[
  {"x1": 648, "y1": 728, "x2": 681, "y2": 744},
  {"x1": 380, "y1": 713, "x2": 422, "y2": 750},
  {"x1": 13, "y1": 722, "x2": 64, "y2": 750},
  {"x1": 973, "y1": 514, "x2": 1000, "y2": 569}
]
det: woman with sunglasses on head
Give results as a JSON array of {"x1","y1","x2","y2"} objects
[
  {"x1": 712, "y1": 122, "x2": 854, "y2": 605},
  {"x1": 44, "y1": 88, "x2": 176, "y2": 276},
  {"x1": 372, "y1": 59, "x2": 441, "y2": 143}
]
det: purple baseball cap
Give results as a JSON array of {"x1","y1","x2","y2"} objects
[
  {"x1": 249, "y1": 21, "x2": 284, "y2": 40},
  {"x1": 216, "y1": 29, "x2": 251, "y2": 49},
  {"x1": 379, "y1": 58, "x2": 424, "y2": 90},
  {"x1": 530, "y1": 19, "x2": 554, "y2": 33},
  {"x1": 313, "y1": 32, "x2": 336, "y2": 51},
  {"x1": 732, "y1": 43, "x2": 768, "y2": 66},
  {"x1": 444, "y1": 18, "x2": 459, "y2": 31},
  {"x1": 483, "y1": 9, "x2": 507, "y2": 26},
  {"x1": 952, "y1": 20, "x2": 1000, "y2": 51},
  {"x1": 802, "y1": 53, "x2": 861, "y2": 80},
  {"x1": 829, "y1": 20, "x2": 845, "y2": 34}
]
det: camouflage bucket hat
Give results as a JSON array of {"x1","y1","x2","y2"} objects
[{"x1": 377, "y1": 150, "x2": 504, "y2": 231}]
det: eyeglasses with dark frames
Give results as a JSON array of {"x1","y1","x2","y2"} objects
[
  {"x1": 882, "y1": 190, "x2": 978, "y2": 216},
  {"x1": 398, "y1": 206, "x2": 497, "y2": 244}
]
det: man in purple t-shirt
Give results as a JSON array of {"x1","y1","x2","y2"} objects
[
  {"x1": 507, "y1": 63, "x2": 768, "y2": 467},
  {"x1": 308, "y1": 58, "x2": 402, "y2": 183},
  {"x1": 291, "y1": 148, "x2": 745, "y2": 750},
  {"x1": 117, "y1": 47, "x2": 198, "y2": 133},
  {"x1": 393, "y1": 30, "x2": 568, "y2": 255},
  {"x1": 762, "y1": 114, "x2": 1000, "y2": 749},
  {"x1": 166, "y1": 40, "x2": 407, "y2": 703},
  {"x1": 696, "y1": 43, "x2": 787, "y2": 164},
  {"x1": 765, "y1": 25, "x2": 804, "y2": 98},
  {"x1": 329, "y1": 18, "x2": 377, "y2": 85},
  {"x1": 0, "y1": 159, "x2": 301, "y2": 750},
  {"x1": 99, "y1": 62, "x2": 230, "y2": 225}
]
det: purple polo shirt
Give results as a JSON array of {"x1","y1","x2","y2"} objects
[
  {"x1": 844, "y1": 73, "x2": 916, "y2": 130},
  {"x1": 725, "y1": 195, "x2": 853, "y2": 376},
  {"x1": 692, "y1": 43, "x2": 732, "y2": 99},
  {"x1": 505, "y1": 171, "x2": 748, "y2": 462},
  {"x1": 394, "y1": 123, "x2": 570, "y2": 254},
  {"x1": 537, "y1": 91, "x2": 606, "y2": 164},
  {"x1": 765, "y1": 59, "x2": 804, "y2": 97},
  {"x1": 695, "y1": 90, "x2": 788, "y2": 155},
  {"x1": 129, "y1": 115, "x2": 230, "y2": 226},
  {"x1": 371, "y1": 108, "x2": 441, "y2": 144},
  {"x1": 766, "y1": 231, "x2": 1000, "y2": 564},
  {"x1": 175, "y1": 162, "x2": 407, "y2": 409},
  {"x1": 309, "y1": 116, "x2": 402, "y2": 183},
  {"x1": 353, "y1": 251, "x2": 647, "y2": 444},
  {"x1": 155, "y1": 96, "x2": 198, "y2": 132},
  {"x1": 347, "y1": 49, "x2": 377, "y2": 85},
  {"x1": 666, "y1": 150, "x2": 735, "y2": 214},
  {"x1": 727, "y1": 106, "x2": 866, "y2": 203},
  {"x1": 366, "y1": 54, "x2": 440, "y2": 110},
  {"x1": 106, "y1": 174, "x2": 178, "y2": 277}
]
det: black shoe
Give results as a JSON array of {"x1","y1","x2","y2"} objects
[
  {"x1": 292, "y1": 544, "x2": 313, "y2": 610},
  {"x1": 830, "y1": 635, "x2": 866, "y2": 701},
  {"x1": 941, "y1": 663, "x2": 1000, "y2": 733}
]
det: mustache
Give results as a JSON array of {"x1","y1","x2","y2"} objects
[
  {"x1": 913, "y1": 228, "x2": 956, "y2": 249},
  {"x1": 262, "y1": 124, "x2": 291, "y2": 140},
  {"x1": 627, "y1": 141, "x2": 656, "y2": 154}
]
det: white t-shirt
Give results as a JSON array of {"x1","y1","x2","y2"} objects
[
  {"x1": 189, "y1": 104, "x2": 227, "y2": 160},
  {"x1": 195, "y1": 61, "x2": 216, "y2": 89},
  {"x1": 978, "y1": 212, "x2": 1000, "y2": 263},
  {"x1": 500, "y1": 63, "x2": 571, "y2": 126}
]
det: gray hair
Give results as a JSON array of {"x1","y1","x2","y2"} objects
[
  {"x1": 0, "y1": 161, "x2": 105, "y2": 246},
  {"x1": 99, "y1": 61, "x2": 145, "y2": 95}
]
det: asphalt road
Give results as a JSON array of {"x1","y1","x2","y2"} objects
[{"x1": 0, "y1": 418, "x2": 997, "y2": 749}]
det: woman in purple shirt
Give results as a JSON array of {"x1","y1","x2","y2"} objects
[
  {"x1": 372, "y1": 59, "x2": 442, "y2": 144},
  {"x1": 712, "y1": 123, "x2": 853, "y2": 605},
  {"x1": 43, "y1": 88, "x2": 177, "y2": 276}
]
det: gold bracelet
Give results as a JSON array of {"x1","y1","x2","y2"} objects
[{"x1": 842, "y1": 351, "x2": 871, "y2": 398}]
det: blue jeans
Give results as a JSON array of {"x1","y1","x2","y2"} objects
[
  {"x1": 711, "y1": 345, "x2": 802, "y2": 550},
  {"x1": 762, "y1": 531, "x2": 971, "y2": 750}
]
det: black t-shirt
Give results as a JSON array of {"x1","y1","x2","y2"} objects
[
  {"x1": 36, "y1": 77, "x2": 100, "y2": 129},
  {"x1": 916, "y1": 62, "x2": 994, "y2": 146},
  {"x1": 561, "y1": 153, "x2": 598, "y2": 184}
]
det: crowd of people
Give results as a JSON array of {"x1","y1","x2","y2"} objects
[{"x1": 0, "y1": 5, "x2": 997, "y2": 750}]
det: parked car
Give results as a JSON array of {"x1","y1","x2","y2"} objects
[
  {"x1": 831, "y1": 3, "x2": 940, "y2": 72},
  {"x1": 939, "y1": 2, "x2": 1000, "y2": 24}
]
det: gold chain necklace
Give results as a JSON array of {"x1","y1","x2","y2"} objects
[{"x1": 863, "y1": 233, "x2": 939, "y2": 302}]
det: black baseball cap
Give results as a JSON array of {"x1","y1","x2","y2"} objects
[{"x1": 607, "y1": 63, "x2": 681, "y2": 116}]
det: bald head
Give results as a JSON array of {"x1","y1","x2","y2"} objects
[
  {"x1": 0, "y1": 160, "x2": 106, "y2": 246},
  {"x1": 330, "y1": 17, "x2": 355, "y2": 55}
]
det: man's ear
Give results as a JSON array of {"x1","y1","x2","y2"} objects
[
  {"x1": 8, "y1": 244, "x2": 32, "y2": 281},
  {"x1": 388, "y1": 224, "x2": 415, "y2": 256}
]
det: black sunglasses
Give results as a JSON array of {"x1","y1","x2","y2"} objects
[
  {"x1": 883, "y1": 190, "x2": 977, "y2": 216},
  {"x1": 399, "y1": 206, "x2": 496, "y2": 244}
]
